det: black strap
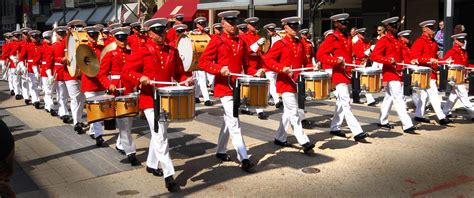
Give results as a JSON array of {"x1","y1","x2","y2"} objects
[
  {"x1": 469, "y1": 71, "x2": 474, "y2": 96},
  {"x1": 297, "y1": 75, "x2": 305, "y2": 109},
  {"x1": 153, "y1": 87, "x2": 160, "y2": 132},
  {"x1": 438, "y1": 65, "x2": 448, "y2": 91},
  {"x1": 351, "y1": 70, "x2": 361, "y2": 103},
  {"x1": 403, "y1": 68, "x2": 412, "y2": 96},
  {"x1": 233, "y1": 81, "x2": 241, "y2": 118}
]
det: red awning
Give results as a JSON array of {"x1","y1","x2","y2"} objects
[{"x1": 152, "y1": 0, "x2": 198, "y2": 21}]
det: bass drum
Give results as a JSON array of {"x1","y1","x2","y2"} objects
[
  {"x1": 177, "y1": 33, "x2": 210, "y2": 72},
  {"x1": 66, "y1": 31, "x2": 88, "y2": 77}
]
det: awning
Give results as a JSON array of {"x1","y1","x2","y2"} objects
[
  {"x1": 120, "y1": 3, "x2": 139, "y2": 23},
  {"x1": 45, "y1": 12, "x2": 64, "y2": 25},
  {"x1": 87, "y1": 6, "x2": 112, "y2": 24},
  {"x1": 58, "y1": 10, "x2": 79, "y2": 25},
  {"x1": 72, "y1": 7, "x2": 96, "y2": 22},
  {"x1": 103, "y1": 7, "x2": 117, "y2": 24},
  {"x1": 153, "y1": 0, "x2": 198, "y2": 21}
]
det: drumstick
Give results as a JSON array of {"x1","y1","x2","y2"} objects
[
  {"x1": 149, "y1": 80, "x2": 178, "y2": 85},
  {"x1": 437, "y1": 60, "x2": 452, "y2": 64},
  {"x1": 230, "y1": 73, "x2": 252, "y2": 78},
  {"x1": 397, "y1": 63, "x2": 432, "y2": 70},
  {"x1": 115, "y1": 88, "x2": 126, "y2": 91},
  {"x1": 344, "y1": 63, "x2": 364, "y2": 67},
  {"x1": 290, "y1": 68, "x2": 313, "y2": 72}
]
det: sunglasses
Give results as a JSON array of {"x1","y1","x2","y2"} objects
[
  {"x1": 177, "y1": 29, "x2": 185, "y2": 33},
  {"x1": 224, "y1": 18, "x2": 237, "y2": 26},
  {"x1": 248, "y1": 22, "x2": 258, "y2": 27},
  {"x1": 426, "y1": 25, "x2": 435, "y2": 31},
  {"x1": 457, "y1": 38, "x2": 466, "y2": 42},
  {"x1": 339, "y1": 20, "x2": 350, "y2": 26},
  {"x1": 287, "y1": 23, "x2": 300, "y2": 30},
  {"x1": 239, "y1": 26, "x2": 248, "y2": 30},
  {"x1": 133, "y1": 26, "x2": 140, "y2": 30},
  {"x1": 87, "y1": 32, "x2": 100, "y2": 37},
  {"x1": 13, "y1": 34, "x2": 21, "y2": 37},
  {"x1": 114, "y1": 34, "x2": 128, "y2": 42},
  {"x1": 56, "y1": 31, "x2": 66, "y2": 36},
  {"x1": 176, "y1": 17, "x2": 184, "y2": 21},
  {"x1": 150, "y1": 26, "x2": 166, "y2": 35},
  {"x1": 44, "y1": 36, "x2": 51, "y2": 40},
  {"x1": 31, "y1": 34, "x2": 40, "y2": 38}
]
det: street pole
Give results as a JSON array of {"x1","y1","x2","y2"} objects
[
  {"x1": 114, "y1": 0, "x2": 118, "y2": 23},
  {"x1": 63, "y1": 0, "x2": 66, "y2": 25},
  {"x1": 248, "y1": 0, "x2": 255, "y2": 18},
  {"x1": 443, "y1": 0, "x2": 454, "y2": 55},
  {"x1": 297, "y1": 0, "x2": 303, "y2": 23}
]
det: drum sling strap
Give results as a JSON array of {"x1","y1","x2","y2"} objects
[
  {"x1": 147, "y1": 44, "x2": 174, "y2": 132},
  {"x1": 403, "y1": 68, "x2": 413, "y2": 96},
  {"x1": 280, "y1": 38, "x2": 306, "y2": 109}
]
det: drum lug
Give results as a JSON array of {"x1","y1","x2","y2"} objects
[
  {"x1": 159, "y1": 109, "x2": 169, "y2": 122},
  {"x1": 305, "y1": 89, "x2": 313, "y2": 100}
]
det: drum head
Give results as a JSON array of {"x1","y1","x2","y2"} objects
[
  {"x1": 300, "y1": 71, "x2": 330, "y2": 79},
  {"x1": 448, "y1": 64, "x2": 465, "y2": 70},
  {"x1": 67, "y1": 34, "x2": 77, "y2": 70},
  {"x1": 158, "y1": 86, "x2": 194, "y2": 95},
  {"x1": 238, "y1": 77, "x2": 269, "y2": 84},
  {"x1": 177, "y1": 36, "x2": 193, "y2": 71},
  {"x1": 354, "y1": 67, "x2": 381, "y2": 74},
  {"x1": 116, "y1": 95, "x2": 137, "y2": 101},
  {"x1": 410, "y1": 66, "x2": 431, "y2": 72},
  {"x1": 86, "y1": 95, "x2": 115, "y2": 103}
]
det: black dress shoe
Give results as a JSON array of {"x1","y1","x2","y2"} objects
[
  {"x1": 367, "y1": 101, "x2": 378, "y2": 107},
  {"x1": 216, "y1": 153, "x2": 232, "y2": 161},
  {"x1": 268, "y1": 101, "x2": 275, "y2": 106},
  {"x1": 446, "y1": 114, "x2": 454, "y2": 118},
  {"x1": 195, "y1": 98, "x2": 201, "y2": 103},
  {"x1": 10, "y1": 90, "x2": 15, "y2": 96},
  {"x1": 302, "y1": 142, "x2": 315, "y2": 154},
  {"x1": 302, "y1": 119, "x2": 312, "y2": 129},
  {"x1": 414, "y1": 117, "x2": 430, "y2": 123},
  {"x1": 377, "y1": 123, "x2": 394, "y2": 129},
  {"x1": 354, "y1": 132, "x2": 369, "y2": 142},
  {"x1": 165, "y1": 176, "x2": 180, "y2": 192},
  {"x1": 116, "y1": 146, "x2": 126, "y2": 155},
  {"x1": 439, "y1": 118, "x2": 453, "y2": 126},
  {"x1": 257, "y1": 112, "x2": 268, "y2": 120},
  {"x1": 33, "y1": 102, "x2": 41, "y2": 109},
  {"x1": 45, "y1": 109, "x2": 50, "y2": 113},
  {"x1": 204, "y1": 100, "x2": 213, "y2": 106},
  {"x1": 273, "y1": 139, "x2": 293, "y2": 147},
  {"x1": 15, "y1": 95, "x2": 22, "y2": 100},
  {"x1": 127, "y1": 153, "x2": 140, "y2": 166},
  {"x1": 24, "y1": 99, "x2": 31, "y2": 105},
  {"x1": 78, "y1": 122, "x2": 88, "y2": 128},
  {"x1": 95, "y1": 135, "x2": 104, "y2": 147},
  {"x1": 146, "y1": 166, "x2": 163, "y2": 177},
  {"x1": 275, "y1": 101, "x2": 283, "y2": 109},
  {"x1": 330, "y1": 130, "x2": 346, "y2": 138},
  {"x1": 241, "y1": 159, "x2": 254, "y2": 172},
  {"x1": 74, "y1": 123, "x2": 84, "y2": 134},
  {"x1": 240, "y1": 109, "x2": 254, "y2": 115},
  {"x1": 61, "y1": 115, "x2": 72, "y2": 124},
  {"x1": 403, "y1": 126, "x2": 417, "y2": 134},
  {"x1": 50, "y1": 110, "x2": 58, "y2": 117},
  {"x1": 89, "y1": 134, "x2": 96, "y2": 139}
]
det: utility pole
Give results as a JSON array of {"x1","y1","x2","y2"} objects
[
  {"x1": 62, "y1": 0, "x2": 66, "y2": 25},
  {"x1": 248, "y1": 0, "x2": 255, "y2": 18},
  {"x1": 443, "y1": 0, "x2": 454, "y2": 55},
  {"x1": 297, "y1": 0, "x2": 303, "y2": 21}
]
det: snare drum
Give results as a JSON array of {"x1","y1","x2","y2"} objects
[
  {"x1": 354, "y1": 68, "x2": 382, "y2": 93},
  {"x1": 158, "y1": 86, "x2": 195, "y2": 122},
  {"x1": 238, "y1": 77, "x2": 269, "y2": 107},
  {"x1": 177, "y1": 34, "x2": 211, "y2": 72},
  {"x1": 447, "y1": 64, "x2": 465, "y2": 85},
  {"x1": 86, "y1": 95, "x2": 116, "y2": 123},
  {"x1": 115, "y1": 95, "x2": 139, "y2": 118},
  {"x1": 410, "y1": 66, "x2": 431, "y2": 89},
  {"x1": 300, "y1": 71, "x2": 331, "y2": 100}
]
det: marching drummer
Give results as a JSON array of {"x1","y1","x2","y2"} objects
[
  {"x1": 16, "y1": 27, "x2": 33, "y2": 106},
  {"x1": 81, "y1": 26, "x2": 106, "y2": 146},
  {"x1": 173, "y1": 24, "x2": 188, "y2": 37},
  {"x1": 192, "y1": 16, "x2": 214, "y2": 106},
  {"x1": 240, "y1": 16, "x2": 269, "y2": 120},
  {"x1": 442, "y1": 33, "x2": 474, "y2": 120},
  {"x1": 264, "y1": 16, "x2": 316, "y2": 153},
  {"x1": 212, "y1": 23, "x2": 223, "y2": 37},
  {"x1": 128, "y1": 22, "x2": 148, "y2": 51},
  {"x1": 39, "y1": 30, "x2": 58, "y2": 116},
  {"x1": 316, "y1": 13, "x2": 369, "y2": 142},
  {"x1": 398, "y1": 30, "x2": 413, "y2": 64},
  {"x1": 165, "y1": 13, "x2": 184, "y2": 46},
  {"x1": 64, "y1": 20, "x2": 88, "y2": 133},
  {"x1": 352, "y1": 28, "x2": 378, "y2": 107},
  {"x1": 320, "y1": 29, "x2": 334, "y2": 75},
  {"x1": 370, "y1": 17, "x2": 416, "y2": 134},
  {"x1": 100, "y1": 27, "x2": 114, "y2": 46},
  {"x1": 97, "y1": 26, "x2": 139, "y2": 166},
  {"x1": 51, "y1": 26, "x2": 75, "y2": 127},
  {"x1": 19, "y1": 30, "x2": 43, "y2": 109},
  {"x1": 198, "y1": 10, "x2": 255, "y2": 172},
  {"x1": 122, "y1": 17, "x2": 193, "y2": 192},
  {"x1": 0, "y1": 32, "x2": 14, "y2": 96},
  {"x1": 299, "y1": 29, "x2": 314, "y2": 65},
  {"x1": 263, "y1": 23, "x2": 282, "y2": 108},
  {"x1": 411, "y1": 20, "x2": 452, "y2": 125}
]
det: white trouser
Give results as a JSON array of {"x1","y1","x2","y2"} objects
[
  {"x1": 56, "y1": 81, "x2": 70, "y2": 117},
  {"x1": 330, "y1": 83, "x2": 363, "y2": 135},
  {"x1": 65, "y1": 80, "x2": 85, "y2": 125},
  {"x1": 366, "y1": 93, "x2": 376, "y2": 104},
  {"x1": 7, "y1": 70, "x2": 13, "y2": 91},
  {"x1": 84, "y1": 91, "x2": 105, "y2": 137},
  {"x1": 26, "y1": 73, "x2": 40, "y2": 102},
  {"x1": 275, "y1": 92, "x2": 310, "y2": 145},
  {"x1": 443, "y1": 84, "x2": 474, "y2": 118},
  {"x1": 379, "y1": 81, "x2": 414, "y2": 130},
  {"x1": 21, "y1": 75, "x2": 29, "y2": 99},
  {"x1": 265, "y1": 71, "x2": 280, "y2": 103},
  {"x1": 41, "y1": 77, "x2": 57, "y2": 111},
  {"x1": 114, "y1": 117, "x2": 136, "y2": 155},
  {"x1": 194, "y1": 70, "x2": 210, "y2": 101},
  {"x1": 9, "y1": 68, "x2": 18, "y2": 94},
  {"x1": 207, "y1": 73, "x2": 215, "y2": 87},
  {"x1": 143, "y1": 108, "x2": 175, "y2": 178},
  {"x1": 217, "y1": 96, "x2": 249, "y2": 161},
  {"x1": 413, "y1": 80, "x2": 446, "y2": 120}
]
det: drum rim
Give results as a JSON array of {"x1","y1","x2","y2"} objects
[
  {"x1": 353, "y1": 68, "x2": 382, "y2": 74},
  {"x1": 115, "y1": 95, "x2": 138, "y2": 101},
  {"x1": 409, "y1": 66, "x2": 431, "y2": 72},
  {"x1": 300, "y1": 71, "x2": 330, "y2": 78},
  {"x1": 447, "y1": 65, "x2": 465, "y2": 70},
  {"x1": 237, "y1": 77, "x2": 270, "y2": 84}
]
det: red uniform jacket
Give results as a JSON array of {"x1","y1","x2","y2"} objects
[
  {"x1": 81, "y1": 42, "x2": 105, "y2": 92},
  {"x1": 97, "y1": 47, "x2": 134, "y2": 95},
  {"x1": 53, "y1": 39, "x2": 79, "y2": 81},
  {"x1": 128, "y1": 33, "x2": 148, "y2": 51},
  {"x1": 104, "y1": 37, "x2": 114, "y2": 46},
  {"x1": 316, "y1": 30, "x2": 353, "y2": 85},
  {"x1": 370, "y1": 32, "x2": 404, "y2": 82},
  {"x1": 8, "y1": 41, "x2": 21, "y2": 68},
  {"x1": 40, "y1": 42, "x2": 54, "y2": 77},
  {"x1": 19, "y1": 40, "x2": 42, "y2": 73},
  {"x1": 443, "y1": 44, "x2": 469, "y2": 66},
  {"x1": 400, "y1": 40, "x2": 412, "y2": 64},
  {"x1": 352, "y1": 37, "x2": 370, "y2": 65},
  {"x1": 264, "y1": 36, "x2": 312, "y2": 93},
  {"x1": 241, "y1": 31, "x2": 263, "y2": 75},
  {"x1": 302, "y1": 38, "x2": 314, "y2": 64},
  {"x1": 199, "y1": 32, "x2": 249, "y2": 97},
  {"x1": 122, "y1": 40, "x2": 190, "y2": 110},
  {"x1": 411, "y1": 34, "x2": 439, "y2": 79},
  {"x1": 1, "y1": 42, "x2": 13, "y2": 68}
]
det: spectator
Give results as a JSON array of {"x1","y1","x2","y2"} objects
[
  {"x1": 0, "y1": 119, "x2": 15, "y2": 198},
  {"x1": 435, "y1": 20, "x2": 444, "y2": 57}
]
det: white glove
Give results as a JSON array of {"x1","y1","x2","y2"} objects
[
  {"x1": 46, "y1": 69, "x2": 53, "y2": 78},
  {"x1": 10, "y1": 68, "x2": 16, "y2": 75},
  {"x1": 34, "y1": 72, "x2": 40, "y2": 80},
  {"x1": 250, "y1": 42, "x2": 259, "y2": 53},
  {"x1": 364, "y1": 48, "x2": 371, "y2": 56},
  {"x1": 9, "y1": 56, "x2": 18, "y2": 64},
  {"x1": 257, "y1": 38, "x2": 265, "y2": 46},
  {"x1": 370, "y1": 45, "x2": 375, "y2": 51}
]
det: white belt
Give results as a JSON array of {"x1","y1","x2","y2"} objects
[
  {"x1": 110, "y1": 75, "x2": 121, "y2": 80},
  {"x1": 27, "y1": 60, "x2": 33, "y2": 63},
  {"x1": 42, "y1": 61, "x2": 47, "y2": 64}
]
